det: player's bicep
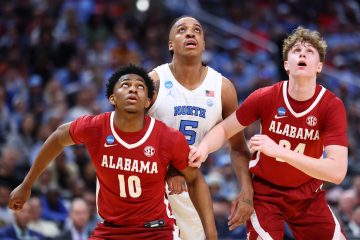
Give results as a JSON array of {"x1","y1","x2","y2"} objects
[
  {"x1": 221, "y1": 77, "x2": 238, "y2": 118},
  {"x1": 149, "y1": 70, "x2": 160, "y2": 105},
  {"x1": 324, "y1": 145, "x2": 348, "y2": 163},
  {"x1": 55, "y1": 123, "x2": 75, "y2": 146},
  {"x1": 178, "y1": 166, "x2": 201, "y2": 184}
]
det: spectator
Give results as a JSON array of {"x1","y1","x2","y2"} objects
[
  {"x1": 28, "y1": 196, "x2": 61, "y2": 238},
  {"x1": 55, "y1": 198, "x2": 91, "y2": 240},
  {"x1": 0, "y1": 202, "x2": 45, "y2": 240}
]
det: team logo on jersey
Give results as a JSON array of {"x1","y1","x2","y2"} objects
[
  {"x1": 277, "y1": 107, "x2": 286, "y2": 116},
  {"x1": 306, "y1": 115, "x2": 317, "y2": 127},
  {"x1": 207, "y1": 98, "x2": 214, "y2": 107},
  {"x1": 104, "y1": 135, "x2": 117, "y2": 147},
  {"x1": 165, "y1": 81, "x2": 173, "y2": 89},
  {"x1": 106, "y1": 135, "x2": 115, "y2": 144},
  {"x1": 275, "y1": 107, "x2": 287, "y2": 119},
  {"x1": 144, "y1": 145, "x2": 155, "y2": 157}
]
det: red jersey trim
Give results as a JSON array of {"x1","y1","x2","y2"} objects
[
  {"x1": 283, "y1": 81, "x2": 327, "y2": 118},
  {"x1": 109, "y1": 111, "x2": 155, "y2": 149}
]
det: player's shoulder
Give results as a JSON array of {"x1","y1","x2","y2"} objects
[
  {"x1": 75, "y1": 112, "x2": 110, "y2": 127},
  {"x1": 248, "y1": 81, "x2": 280, "y2": 100},
  {"x1": 154, "y1": 118, "x2": 180, "y2": 135},
  {"x1": 321, "y1": 86, "x2": 345, "y2": 107}
]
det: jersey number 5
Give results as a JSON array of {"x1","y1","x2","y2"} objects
[
  {"x1": 179, "y1": 120, "x2": 198, "y2": 145},
  {"x1": 276, "y1": 139, "x2": 306, "y2": 162},
  {"x1": 118, "y1": 174, "x2": 141, "y2": 198}
]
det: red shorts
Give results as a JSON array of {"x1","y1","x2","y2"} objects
[
  {"x1": 247, "y1": 177, "x2": 345, "y2": 240},
  {"x1": 90, "y1": 222, "x2": 180, "y2": 240}
]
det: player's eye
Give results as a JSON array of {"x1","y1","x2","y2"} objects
[
  {"x1": 194, "y1": 27, "x2": 201, "y2": 33},
  {"x1": 178, "y1": 27, "x2": 185, "y2": 33},
  {"x1": 137, "y1": 84, "x2": 145, "y2": 90}
]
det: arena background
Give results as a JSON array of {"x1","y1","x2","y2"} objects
[{"x1": 0, "y1": 0, "x2": 359, "y2": 239}]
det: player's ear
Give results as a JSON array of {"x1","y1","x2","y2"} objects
[
  {"x1": 284, "y1": 61, "x2": 289, "y2": 72},
  {"x1": 317, "y1": 62, "x2": 323, "y2": 73},
  {"x1": 145, "y1": 98, "x2": 151, "y2": 109},
  {"x1": 109, "y1": 95, "x2": 115, "y2": 106},
  {"x1": 169, "y1": 40, "x2": 173, "y2": 52}
]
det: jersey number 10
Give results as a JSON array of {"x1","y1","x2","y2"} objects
[{"x1": 118, "y1": 174, "x2": 142, "y2": 198}]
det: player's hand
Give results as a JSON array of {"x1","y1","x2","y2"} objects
[
  {"x1": 8, "y1": 183, "x2": 31, "y2": 211},
  {"x1": 188, "y1": 145, "x2": 208, "y2": 168},
  {"x1": 166, "y1": 175, "x2": 187, "y2": 195},
  {"x1": 228, "y1": 191, "x2": 254, "y2": 230},
  {"x1": 249, "y1": 134, "x2": 281, "y2": 159}
]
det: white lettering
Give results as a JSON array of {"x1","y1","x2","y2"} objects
[
  {"x1": 101, "y1": 155, "x2": 158, "y2": 174},
  {"x1": 101, "y1": 155, "x2": 108, "y2": 167},
  {"x1": 124, "y1": 158, "x2": 131, "y2": 171},
  {"x1": 268, "y1": 121, "x2": 320, "y2": 141},
  {"x1": 109, "y1": 155, "x2": 115, "y2": 169},
  {"x1": 131, "y1": 160, "x2": 139, "y2": 173}
]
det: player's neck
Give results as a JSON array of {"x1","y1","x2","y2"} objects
[
  {"x1": 287, "y1": 78, "x2": 316, "y2": 101},
  {"x1": 169, "y1": 58, "x2": 206, "y2": 89},
  {"x1": 114, "y1": 112, "x2": 145, "y2": 132}
]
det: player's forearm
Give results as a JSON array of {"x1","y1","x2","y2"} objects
[
  {"x1": 230, "y1": 150, "x2": 253, "y2": 197},
  {"x1": 23, "y1": 128, "x2": 72, "y2": 188},
  {"x1": 200, "y1": 124, "x2": 228, "y2": 155},
  {"x1": 278, "y1": 145, "x2": 348, "y2": 184},
  {"x1": 187, "y1": 175, "x2": 218, "y2": 239}
]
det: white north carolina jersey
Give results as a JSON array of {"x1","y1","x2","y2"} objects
[
  {"x1": 148, "y1": 63, "x2": 223, "y2": 147},
  {"x1": 148, "y1": 63, "x2": 223, "y2": 240}
]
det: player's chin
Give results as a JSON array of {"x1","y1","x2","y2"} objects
[{"x1": 124, "y1": 107, "x2": 140, "y2": 114}]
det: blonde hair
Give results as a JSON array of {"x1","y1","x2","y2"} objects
[{"x1": 282, "y1": 26, "x2": 327, "y2": 62}]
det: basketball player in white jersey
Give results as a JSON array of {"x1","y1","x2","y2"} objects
[{"x1": 148, "y1": 16, "x2": 254, "y2": 240}]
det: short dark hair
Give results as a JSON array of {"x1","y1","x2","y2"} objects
[{"x1": 105, "y1": 64, "x2": 155, "y2": 100}]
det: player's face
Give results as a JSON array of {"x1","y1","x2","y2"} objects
[
  {"x1": 109, "y1": 74, "x2": 150, "y2": 113},
  {"x1": 169, "y1": 17, "x2": 205, "y2": 57},
  {"x1": 284, "y1": 41, "x2": 323, "y2": 80}
]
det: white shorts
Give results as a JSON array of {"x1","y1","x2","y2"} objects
[{"x1": 167, "y1": 186, "x2": 205, "y2": 240}]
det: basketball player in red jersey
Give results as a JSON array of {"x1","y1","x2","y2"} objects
[
  {"x1": 8, "y1": 65, "x2": 217, "y2": 240},
  {"x1": 189, "y1": 27, "x2": 348, "y2": 240}
]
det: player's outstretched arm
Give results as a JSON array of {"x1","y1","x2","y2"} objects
[
  {"x1": 249, "y1": 134, "x2": 348, "y2": 184},
  {"x1": 8, "y1": 123, "x2": 75, "y2": 210},
  {"x1": 221, "y1": 77, "x2": 254, "y2": 229},
  {"x1": 189, "y1": 112, "x2": 244, "y2": 168},
  {"x1": 179, "y1": 166, "x2": 218, "y2": 240}
]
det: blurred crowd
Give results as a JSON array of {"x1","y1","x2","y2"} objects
[{"x1": 0, "y1": 0, "x2": 359, "y2": 239}]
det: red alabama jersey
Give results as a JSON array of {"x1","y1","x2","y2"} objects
[
  {"x1": 69, "y1": 112, "x2": 189, "y2": 227},
  {"x1": 236, "y1": 81, "x2": 347, "y2": 187}
]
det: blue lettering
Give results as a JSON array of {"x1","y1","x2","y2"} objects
[{"x1": 173, "y1": 106, "x2": 206, "y2": 119}]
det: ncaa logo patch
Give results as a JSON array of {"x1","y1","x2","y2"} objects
[
  {"x1": 165, "y1": 81, "x2": 173, "y2": 89},
  {"x1": 277, "y1": 107, "x2": 286, "y2": 116},
  {"x1": 306, "y1": 115, "x2": 317, "y2": 127},
  {"x1": 106, "y1": 135, "x2": 115, "y2": 144},
  {"x1": 144, "y1": 145, "x2": 155, "y2": 157},
  {"x1": 207, "y1": 98, "x2": 213, "y2": 107}
]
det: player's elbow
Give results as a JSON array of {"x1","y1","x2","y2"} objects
[{"x1": 329, "y1": 168, "x2": 347, "y2": 185}]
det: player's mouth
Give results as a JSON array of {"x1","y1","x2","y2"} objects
[
  {"x1": 184, "y1": 39, "x2": 197, "y2": 48},
  {"x1": 298, "y1": 60, "x2": 307, "y2": 67},
  {"x1": 126, "y1": 94, "x2": 138, "y2": 104}
]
